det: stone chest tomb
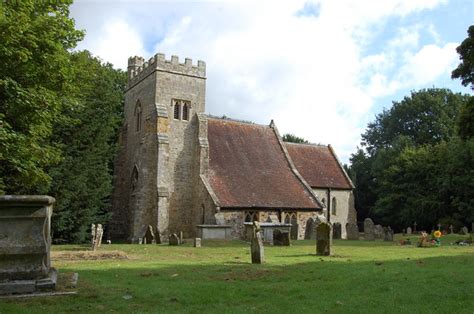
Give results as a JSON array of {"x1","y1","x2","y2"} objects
[{"x1": 0, "y1": 195, "x2": 57, "y2": 294}]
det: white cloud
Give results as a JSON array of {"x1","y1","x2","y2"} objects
[{"x1": 70, "y1": 0, "x2": 457, "y2": 162}]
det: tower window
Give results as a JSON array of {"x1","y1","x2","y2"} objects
[
  {"x1": 131, "y1": 166, "x2": 139, "y2": 192},
  {"x1": 135, "y1": 101, "x2": 142, "y2": 132},
  {"x1": 182, "y1": 102, "x2": 189, "y2": 120},
  {"x1": 173, "y1": 100, "x2": 180, "y2": 120}
]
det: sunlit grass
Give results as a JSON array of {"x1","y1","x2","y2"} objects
[{"x1": 1, "y1": 234, "x2": 473, "y2": 313}]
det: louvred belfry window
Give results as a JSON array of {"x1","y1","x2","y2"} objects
[
  {"x1": 174, "y1": 100, "x2": 180, "y2": 120},
  {"x1": 182, "y1": 102, "x2": 189, "y2": 120}
]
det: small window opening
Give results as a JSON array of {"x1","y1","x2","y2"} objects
[
  {"x1": 182, "y1": 102, "x2": 189, "y2": 120},
  {"x1": 174, "y1": 100, "x2": 180, "y2": 120},
  {"x1": 135, "y1": 101, "x2": 142, "y2": 132},
  {"x1": 331, "y1": 197, "x2": 337, "y2": 215}
]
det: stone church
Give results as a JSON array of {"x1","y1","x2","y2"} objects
[{"x1": 110, "y1": 53, "x2": 356, "y2": 243}]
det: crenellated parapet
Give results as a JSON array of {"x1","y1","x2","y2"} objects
[{"x1": 127, "y1": 53, "x2": 206, "y2": 89}]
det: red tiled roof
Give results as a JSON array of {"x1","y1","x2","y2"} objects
[
  {"x1": 285, "y1": 143, "x2": 353, "y2": 190},
  {"x1": 207, "y1": 118, "x2": 321, "y2": 209}
]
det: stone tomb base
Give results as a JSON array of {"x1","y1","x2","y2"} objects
[{"x1": 0, "y1": 268, "x2": 57, "y2": 295}]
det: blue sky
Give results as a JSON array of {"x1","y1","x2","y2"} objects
[{"x1": 70, "y1": 0, "x2": 473, "y2": 163}]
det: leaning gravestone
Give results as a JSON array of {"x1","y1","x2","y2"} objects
[
  {"x1": 346, "y1": 222, "x2": 359, "y2": 240},
  {"x1": 406, "y1": 227, "x2": 412, "y2": 235},
  {"x1": 364, "y1": 218, "x2": 375, "y2": 241},
  {"x1": 144, "y1": 225, "x2": 156, "y2": 244},
  {"x1": 251, "y1": 222, "x2": 265, "y2": 264},
  {"x1": 383, "y1": 226, "x2": 394, "y2": 242},
  {"x1": 332, "y1": 223, "x2": 342, "y2": 240},
  {"x1": 273, "y1": 229, "x2": 290, "y2": 246},
  {"x1": 91, "y1": 223, "x2": 103, "y2": 251},
  {"x1": 0, "y1": 195, "x2": 57, "y2": 295},
  {"x1": 316, "y1": 222, "x2": 331, "y2": 256},
  {"x1": 374, "y1": 224, "x2": 384, "y2": 239},
  {"x1": 169, "y1": 233, "x2": 180, "y2": 246}
]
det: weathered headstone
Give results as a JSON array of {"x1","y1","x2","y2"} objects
[
  {"x1": 273, "y1": 229, "x2": 290, "y2": 246},
  {"x1": 179, "y1": 231, "x2": 184, "y2": 244},
  {"x1": 144, "y1": 225, "x2": 156, "y2": 244},
  {"x1": 346, "y1": 222, "x2": 359, "y2": 240},
  {"x1": 364, "y1": 218, "x2": 375, "y2": 241},
  {"x1": 374, "y1": 224, "x2": 384, "y2": 239},
  {"x1": 304, "y1": 218, "x2": 315, "y2": 240},
  {"x1": 449, "y1": 225, "x2": 454, "y2": 234},
  {"x1": 155, "y1": 228, "x2": 162, "y2": 244},
  {"x1": 91, "y1": 224, "x2": 103, "y2": 251},
  {"x1": 169, "y1": 233, "x2": 180, "y2": 246},
  {"x1": 194, "y1": 238, "x2": 201, "y2": 248},
  {"x1": 383, "y1": 226, "x2": 394, "y2": 242},
  {"x1": 332, "y1": 222, "x2": 342, "y2": 240},
  {"x1": 316, "y1": 222, "x2": 331, "y2": 256},
  {"x1": 406, "y1": 227, "x2": 412, "y2": 235},
  {"x1": 0, "y1": 195, "x2": 57, "y2": 295},
  {"x1": 251, "y1": 222, "x2": 265, "y2": 264},
  {"x1": 460, "y1": 226, "x2": 468, "y2": 235}
]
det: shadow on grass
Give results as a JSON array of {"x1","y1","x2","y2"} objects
[{"x1": 3, "y1": 246, "x2": 473, "y2": 313}]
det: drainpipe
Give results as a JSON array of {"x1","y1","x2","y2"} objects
[{"x1": 327, "y1": 188, "x2": 331, "y2": 223}]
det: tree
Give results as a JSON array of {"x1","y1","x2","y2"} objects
[
  {"x1": 48, "y1": 51, "x2": 126, "y2": 242},
  {"x1": 0, "y1": 1, "x2": 83, "y2": 193},
  {"x1": 452, "y1": 25, "x2": 474, "y2": 89},
  {"x1": 361, "y1": 88, "x2": 469, "y2": 155},
  {"x1": 282, "y1": 133, "x2": 309, "y2": 144}
]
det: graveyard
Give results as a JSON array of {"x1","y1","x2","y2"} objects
[{"x1": 1, "y1": 234, "x2": 473, "y2": 313}]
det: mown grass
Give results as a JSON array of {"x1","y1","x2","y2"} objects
[{"x1": 1, "y1": 234, "x2": 473, "y2": 313}]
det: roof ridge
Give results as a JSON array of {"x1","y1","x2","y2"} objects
[
  {"x1": 206, "y1": 114, "x2": 269, "y2": 127},
  {"x1": 284, "y1": 141, "x2": 327, "y2": 148}
]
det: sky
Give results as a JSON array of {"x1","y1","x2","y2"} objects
[{"x1": 70, "y1": 0, "x2": 473, "y2": 163}]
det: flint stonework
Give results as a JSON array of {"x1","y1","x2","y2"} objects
[{"x1": 0, "y1": 195, "x2": 57, "y2": 295}]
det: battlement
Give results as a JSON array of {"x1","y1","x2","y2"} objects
[{"x1": 127, "y1": 53, "x2": 206, "y2": 88}]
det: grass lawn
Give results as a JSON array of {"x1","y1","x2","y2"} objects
[{"x1": 1, "y1": 234, "x2": 473, "y2": 313}]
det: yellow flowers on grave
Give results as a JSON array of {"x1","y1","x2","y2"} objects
[{"x1": 434, "y1": 230, "x2": 442, "y2": 238}]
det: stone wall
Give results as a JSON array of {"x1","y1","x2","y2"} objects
[{"x1": 312, "y1": 188, "x2": 353, "y2": 239}]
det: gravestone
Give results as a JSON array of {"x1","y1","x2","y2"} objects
[
  {"x1": 155, "y1": 228, "x2": 162, "y2": 244},
  {"x1": 304, "y1": 218, "x2": 315, "y2": 240},
  {"x1": 169, "y1": 233, "x2": 180, "y2": 246},
  {"x1": 460, "y1": 226, "x2": 468, "y2": 235},
  {"x1": 144, "y1": 225, "x2": 156, "y2": 244},
  {"x1": 91, "y1": 224, "x2": 103, "y2": 251},
  {"x1": 179, "y1": 231, "x2": 184, "y2": 244},
  {"x1": 364, "y1": 218, "x2": 375, "y2": 241},
  {"x1": 383, "y1": 226, "x2": 394, "y2": 242},
  {"x1": 332, "y1": 223, "x2": 342, "y2": 239},
  {"x1": 194, "y1": 238, "x2": 201, "y2": 248},
  {"x1": 0, "y1": 195, "x2": 57, "y2": 295},
  {"x1": 251, "y1": 222, "x2": 265, "y2": 264},
  {"x1": 316, "y1": 222, "x2": 331, "y2": 256},
  {"x1": 346, "y1": 223, "x2": 359, "y2": 240},
  {"x1": 406, "y1": 227, "x2": 412, "y2": 235},
  {"x1": 273, "y1": 229, "x2": 290, "y2": 246},
  {"x1": 449, "y1": 225, "x2": 454, "y2": 234},
  {"x1": 374, "y1": 224, "x2": 384, "y2": 239}
]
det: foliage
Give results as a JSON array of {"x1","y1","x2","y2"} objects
[
  {"x1": 349, "y1": 89, "x2": 472, "y2": 230},
  {"x1": 282, "y1": 133, "x2": 309, "y2": 144},
  {"x1": 0, "y1": 1, "x2": 83, "y2": 193},
  {"x1": 48, "y1": 51, "x2": 126, "y2": 242},
  {"x1": 452, "y1": 25, "x2": 474, "y2": 89}
]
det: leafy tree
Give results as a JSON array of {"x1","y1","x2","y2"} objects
[
  {"x1": 452, "y1": 25, "x2": 474, "y2": 89},
  {"x1": 48, "y1": 51, "x2": 126, "y2": 242},
  {"x1": 0, "y1": 1, "x2": 83, "y2": 193},
  {"x1": 362, "y1": 88, "x2": 469, "y2": 155},
  {"x1": 282, "y1": 133, "x2": 309, "y2": 144}
]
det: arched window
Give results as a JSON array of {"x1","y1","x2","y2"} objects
[
  {"x1": 244, "y1": 211, "x2": 258, "y2": 222},
  {"x1": 173, "y1": 100, "x2": 180, "y2": 120},
  {"x1": 182, "y1": 102, "x2": 189, "y2": 120},
  {"x1": 331, "y1": 197, "x2": 337, "y2": 215},
  {"x1": 131, "y1": 166, "x2": 139, "y2": 192},
  {"x1": 135, "y1": 101, "x2": 142, "y2": 132}
]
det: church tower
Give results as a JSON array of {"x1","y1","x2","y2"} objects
[{"x1": 110, "y1": 53, "x2": 206, "y2": 242}]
